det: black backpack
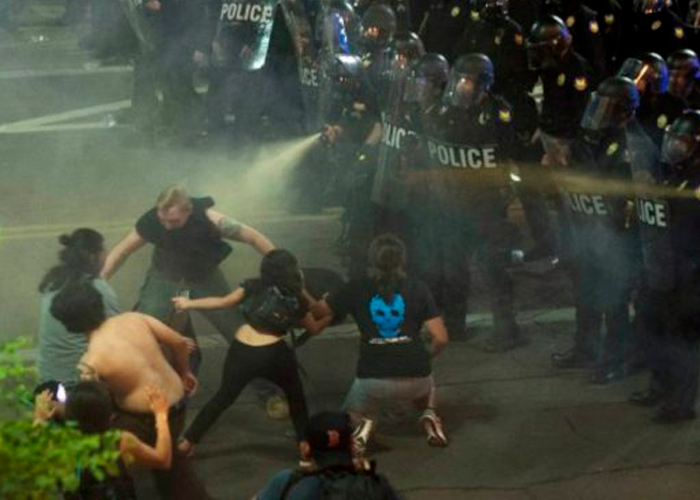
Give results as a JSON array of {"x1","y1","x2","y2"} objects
[
  {"x1": 242, "y1": 285, "x2": 302, "y2": 334},
  {"x1": 280, "y1": 463, "x2": 402, "y2": 500}
]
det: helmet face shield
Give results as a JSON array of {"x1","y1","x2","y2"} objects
[
  {"x1": 444, "y1": 75, "x2": 482, "y2": 109},
  {"x1": 581, "y1": 92, "x2": 624, "y2": 131},
  {"x1": 661, "y1": 131, "x2": 696, "y2": 166},
  {"x1": 669, "y1": 69, "x2": 693, "y2": 98},
  {"x1": 526, "y1": 40, "x2": 557, "y2": 71}
]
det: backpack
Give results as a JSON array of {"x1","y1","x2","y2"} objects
[
  {"x1": 280, "y1": 463, "x2": 401, "y2": 500},
  {"x1": 242, "y1": 285, "x2": 302, "y2": 334}
]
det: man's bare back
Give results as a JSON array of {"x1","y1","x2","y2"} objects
[{"x1": 80, "y1": 312, "x2": 196, "y2": 413}]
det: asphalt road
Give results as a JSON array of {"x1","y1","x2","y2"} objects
[{"x1": 4, "y1": 7, "x2": 700, "y2": 500}]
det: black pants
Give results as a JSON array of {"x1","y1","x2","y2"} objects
[
  {"x1": 570, "y1": 232, "x2": 633, "y2": 369},
  {"x1": 184, "y1": 338, "x2": 309, "y2": 444},
  {"x1": 406, "y1": 196, "x2": 519, "y2": 341},
  {"x1": 113, "y1": 403, "x2": 209, "y2": 500},
  {"x1": 638, "y1": 288, "x2": 700, "y2": 413}
]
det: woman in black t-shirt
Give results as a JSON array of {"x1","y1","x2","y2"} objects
[
  {"x1": 313, "y1": 234, "x2": 449, "y2": 452},
  {"x1": 172, "y1": 250, "x2": 331, "y2": 456}
]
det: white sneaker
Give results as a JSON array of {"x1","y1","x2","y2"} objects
[
  {"x1": 352, "y1": 418, "x2": 374, "y2": 457},
  {"x1": 420, "y1": 411, "x2": 448, "y2": 447}
]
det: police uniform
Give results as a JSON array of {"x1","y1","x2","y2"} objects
[
  {"x1": 541, "y1": 51, "x2": 594, "y2": 138},
  {"x1": 412, "y1": 0, "x2": 472, "y2": 61},
  {"x1": 560, "y1": 129, "x2": 637, "y2": 379},
  {"x1": 637, "y1": 92, "x2": 688, "y2": 148},
  {"x1": 454, "y1": 9, "x2": 557, "y2": 257},
  {"x1": 632, "y1": 151, "x2": 700, "y2": 422},
  {"x1": 543, "y1": 1, "x2": 609, "y2": 76},
  {"x1": 624, "y1": 8, "x2": 697, "y2": 60},
  {"x1": 324, "y1": 74, "x2": 381, "y2": 278},
  {"x1": 421, "y1": 94, "x2": 522, "y2": 346}
]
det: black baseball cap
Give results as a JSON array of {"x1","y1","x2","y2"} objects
[{"x1": 305, "y1": 411, "x2": 354, "y2": 467}]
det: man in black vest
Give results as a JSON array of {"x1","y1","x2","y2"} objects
[
  {"x1": 421, "y1": 53, "x2": 525, "y2": 349},
  {"x1": 100, "y1": 187, "x2": 286, "y2": 416},
  {"x1": 629, "y1": 111, "x2": 700, "y2": 423}
]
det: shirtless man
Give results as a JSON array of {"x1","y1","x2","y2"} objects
[
  {"x1": 51, "y1": 281, "x2": 206, "y2": 499},
  {"x1": 100, "y1": 186, "x2": 286, "y2": 418}
]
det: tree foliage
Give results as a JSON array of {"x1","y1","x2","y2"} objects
[{"x1": 0, "y1": 338, "x2": 121, "y2": 500}]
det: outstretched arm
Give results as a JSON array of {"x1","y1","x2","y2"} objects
[
  {"x1": 207, "y1": 209, "x2": 275, "y2": 255},
  {"x1": 172, "y1": 287, "x2": 245, "y2": 311},
  {"x1": 101, "y1": 230, "x2": 146, "y2": 280}
]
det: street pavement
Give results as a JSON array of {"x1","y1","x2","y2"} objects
[{"x1": 2, "y1": 4, "x2": 700, "y2": 499}]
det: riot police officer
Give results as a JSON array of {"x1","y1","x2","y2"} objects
[
  {"x1": 629, "y1": 111, "x2": 700, "y2": 423},
  {"x1": 371, "y1": 31, "x2": 426, "y2": 236},
  {"x1": 527, "y1": 15, "x2": 595, "y2": 168},
  {"x1": 321, "y1": 53, "x2": 382, "y2": 278},
  {"x1": 621, "y1": 0, "x2": 697, "y2": 60},
  {"x1": 358, "y1": 2, "x2": 398, "y2": 93},
  {"x1": 421, "y1": 53, "x2": 525, "y2": 349},
  {"x1": 455, "y1": 0, "x2": 557, "y2": 261},
  {"x1": 411, "y1": 0, "x2": 472, "y2": 62},
  {"x1": 667, "y1": 48, "x2": 700, "y2": 107},
  {"x1": 551, "y1": 77, "x2": 641, "y2": 383},
  {"x1": 618, "y1": 53, "x2": 687, "y2": 147},
  {"x1": 542, "y1": 0, "x2": 609, "y2": 76}
]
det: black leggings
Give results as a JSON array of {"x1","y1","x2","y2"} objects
[{"x1": 184, "y1": 338, "x2": 308, "y2": 443}]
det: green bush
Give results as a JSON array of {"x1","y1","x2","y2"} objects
[{"x1": 0, "y1": 338, "x2": 121, "y2": 500}]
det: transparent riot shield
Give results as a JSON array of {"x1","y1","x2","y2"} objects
[
  {"x1": 214, "y1": 0, "x2": 278, "y2": 71},
  {"x1": 371, "y1": 32, "x2": 425, "y2": 208}
]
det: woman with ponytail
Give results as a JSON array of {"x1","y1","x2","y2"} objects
[
  {"x1": 313, "y1": 233, "x2": 449, "y2": 453},
  {"x1": 38, "y1": 228, "x2": 120, "y2": 386}
]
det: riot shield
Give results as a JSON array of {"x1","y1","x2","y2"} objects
[
  {"x1": 214, "y1": 0, "x2": 278, "y2": 71},
  {"x1": 370, "y1": 32, "x2": 425, "y2": 209},
  {"x1": 280, "y1": 0, "x2": 324, "y2": 131}
]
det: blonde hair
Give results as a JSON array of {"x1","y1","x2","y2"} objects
[{"x1": 156, "y1": 186, "x2": 192, "y2": 212}]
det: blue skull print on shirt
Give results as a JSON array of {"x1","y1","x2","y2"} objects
[{"x1": 369, "y1": 293, "x2": 406, "y2": 339}]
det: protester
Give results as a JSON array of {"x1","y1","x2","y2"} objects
[
  {"x1": 313, "y1": 234, "x2": 448, "y2": 454},
  {"x1": 173, "y1": 249, "x2": 332, "y2": 456},
  {"x1": 50, "y1": 281, "x2": 207, "y2": 499},
  {"x1": 37, "y1": 229, "x2": 120, "y2": 387},
  {"x1": 253, "y1": 411, "x2": 403, "y2": 500}
]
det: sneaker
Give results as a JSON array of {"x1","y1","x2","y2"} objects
[
  {"x1": 420, "y1": 411, "x2": 448, "y2": 447},
  {"x1": 352, "y1": 418, "x2": 374, "y2": 457},
  {"x1": 265, "y1": 394, "x2": 290, "y2": 420}
]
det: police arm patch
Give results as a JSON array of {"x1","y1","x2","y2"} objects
[
  {"x1": 499, "y1": 109, "x2": 512, "y2": 123},
  {"x1": 574, "y1": 76, "x2": 588, "y2": 91}
]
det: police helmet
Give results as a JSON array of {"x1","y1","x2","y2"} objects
[
  {"x1": 634, "y1": 0, "x2": 668, "y2": 14},
  {"x1": 526, "y1": 15, "x2": 573, "y2": 71},
  {"x1": 404, "y1": 53, "x2": 450, "y2": 104},
  {"x1": 317, "y1": 1, "x2": 359, "y2": 55},
  {"x1": 581, "y1": 76, "x2": 640, "y2": 132},
  {"x1": 360, "y1": 3, "x2": 397, "y2": 50},
  {"x1": 323, "y1": 53, "x2": 363, "y2": 90},
  {"x1": 617, "y1": 53, "x2": 669, "y2": 97},
  {"x1": 386, "y1": 32, "x2": 425, "y2": 72},
  {"x1": 661, "y1": 110, "x2": 700, "y2": 170},
  {"x1": 667, "y1": 49, "x2": 700, "y2": 99},
  {"x1": 443, "y1": 53, "x2": 495, "y2": 109},
  {"x1": 473, "y1": 0, "x2": 509, "y2": 20}
]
